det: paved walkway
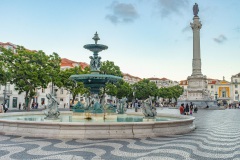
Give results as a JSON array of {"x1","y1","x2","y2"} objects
[{"x1": 0, "y1": 108, "x2": 240, "y2": 160}]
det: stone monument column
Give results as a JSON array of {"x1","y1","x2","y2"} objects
[
  {"x1": 177, "y1": 3, "x2": 218, "y2": 108},
  {"x1": 191, "y1": 16, "x2": 202, "y2": 76}
]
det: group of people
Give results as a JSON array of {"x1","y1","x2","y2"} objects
[
  {"x1": 179, "y1": 103, "x2": 198, "y2": 115},
  {"x1": 31, "y1": 102, "x2": 39, "y2": 109},
  {"x1": 228, "y1": 103, "x2": 240, "y2": 109}
]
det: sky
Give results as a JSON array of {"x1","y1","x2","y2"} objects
[{"x1": 0, "y1": 0, "x2": 239, "y2": 82}]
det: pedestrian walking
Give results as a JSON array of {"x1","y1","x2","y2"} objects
[
  {"x1": 193, "y1": 105, "x2": 198, "y2": 113},
  {"x1": 4, "y1": 103, "x2": 8, "y2": 113},
  {"x1": 19, "y1": 102, "x2": 21, "y2": 110},
  {"x1": 190, "y1": 103, "x2": 193, "y2": 115},
  {"x1": 134, "y1": 100, "x2": 138, "y2": 112},
  {"x1": 185, "y1": 103, "x2": 189, "y2": 115}
]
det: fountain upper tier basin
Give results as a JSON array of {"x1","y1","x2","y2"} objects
[
  {"x1": 84, "y1": 44, "x2": 108, "y2": 52},
  {"x1": 0, "y1": 111, "x2": 195, "y2": 139},
  {"x1": 69, "y1": 74, "x2": 122, "y2": 93}
]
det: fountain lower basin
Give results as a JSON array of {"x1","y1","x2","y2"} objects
[{"x1": 0, "y1": 111, "x2": 195, "y2": 139}]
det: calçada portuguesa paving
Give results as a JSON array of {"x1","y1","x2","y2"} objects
[{"x1": 0, "y1": 108, "x2": 240, "y2": 160}]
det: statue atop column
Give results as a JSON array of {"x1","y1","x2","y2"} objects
[{"x1": 193, "y1": 3, "x2": 199, "y2": 17}]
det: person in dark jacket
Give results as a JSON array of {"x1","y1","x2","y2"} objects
[{"x1": 185, "y1": 103, "x2": 189, "y2": 115}]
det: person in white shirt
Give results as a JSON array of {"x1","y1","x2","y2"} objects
[{"x1": 4, "y1": 103, "x2": 8, "y2": 113}]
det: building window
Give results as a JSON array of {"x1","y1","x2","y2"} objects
[
  {"x1": 60, "y1": 98, "x2": 63, "y2": 101},
  {"x1": 60, "y1": 88, "x2": 64, "y2": 94},
  {"x1": 222, "y1": 91, "x2": 226, "y2": 98},
  {"x1": 211, "y1": 85, "x2": 213, "y2": 89},
  {"x1": 235, "y1": 85, "x2": 238, "y2": 88},
  {"x1": 235, "y1": 91, "x2": 238, "y2": 94},
  {"x1": 235, "y1": 79, "x2": 238, "y2": 83},
  {"x1": 12, "y1": 97, "x2": 18, "y2": 108}
]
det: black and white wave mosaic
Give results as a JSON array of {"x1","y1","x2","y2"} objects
[{"x1": 1, "y1": 109, "x2": 240, "y2": 160}]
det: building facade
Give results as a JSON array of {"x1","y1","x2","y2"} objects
[
  {"x1": 148, "y1": 77, "x2": 179, "y2": 88},
  {"x1": 122, "y1": 73, "x2": 142, "y2": 84},
  {"x1": 231, "y1": 73, "x2": 240, "y2": 103},
  {"x1": 0, "y1": 42, "x2": 17, "y2": 54},
  {"x1": 179, "y1": 74, "x2": 240, "y2": 105}
]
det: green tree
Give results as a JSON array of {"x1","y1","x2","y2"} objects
[
  {"x1": 99, "y1": 60, "x2": 123, "y2": 98},
  {"x1": 133, "y1": 79, "x2": 158, "y2": 100},
  {"x1": 100, "y1": 60, "x2": 123, "y2": 77},
  {"x1": 60, "y1": 66, "x2": 90, "y2": 105},
  {"x1": 171, "y1": 85, "x2": 184, "y2": 102},
  {"x1": 2, "y1": 46, "x2": 60, "y2": 110},
  {"x1": 105, "y1": 83, "x2": 117, "y2": 97},
  {"x1": 0, "y1": 47, "x2": 12, "y2": 85},
  {"x1": 47, "y1": 52, "x2": 62, "y2": 89},
  {"x1": 105, "y1": 80, "x2": 133, "y2": 99},
  {"x1": 115, "y1": 80, "x2": 133, "y2": 100},
  {"x1": 158, "y1": 85, "x2": 184, "y2": 103}
]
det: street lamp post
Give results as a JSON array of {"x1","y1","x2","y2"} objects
[{"x1": 3, "y1": 84, "x2": 7, "y2": 105}]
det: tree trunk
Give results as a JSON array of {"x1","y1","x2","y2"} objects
[
  {"x1": 27, "y1": 97, "x2": 33, "y2": 111},
  {"x1": 25, "y1": 91, "x2": 30, "y2": 111},
  {"x1": 71, "y1": 94, "x2": 76, "y2": 105}
]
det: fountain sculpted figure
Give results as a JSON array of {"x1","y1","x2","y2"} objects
[
  {"x1": 142, "y1": 96, "x2": 157, "y2": 118},
  {"x1": 72, "y1": 94, "x2": 90, "y2": 111},
  {"x1": 90, "y1": 56, "x2": 101, "y2": 71},
  {"x1": 117, "y1": 97, "x2": 128, "y2": 114},
  {"x1": 89, "y1": 94, "x2": 103, "y2": 113},
  {"x1": 44, "y1": 93, "x2": 60, "y2": 119}
]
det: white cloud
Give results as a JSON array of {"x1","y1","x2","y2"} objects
[{"x1": 106, "y1": 1, "x2": 139, "y2": 24}]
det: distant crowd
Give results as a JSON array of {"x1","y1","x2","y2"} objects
[{"x1": 179, "y1": 102, "x2": 198, "y2": 115}]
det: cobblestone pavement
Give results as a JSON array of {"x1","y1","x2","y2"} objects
[{"x1": 1, "y1": 109, "x2": 240, "y2": 160}]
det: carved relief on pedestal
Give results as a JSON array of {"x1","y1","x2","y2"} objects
[
  {"x1": 190, "y1": 21, "x2": 202, "y2": 30},
  {"x1": 90, "y1": 55, "x2": 101, "y2": 71}
]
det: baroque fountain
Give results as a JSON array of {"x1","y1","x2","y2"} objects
[
  {"x1": 0, "y1": 33, "x2": 195, "y2": 139},
  {"x1": 69, "y1": 32, "x2": 122, "y2": 115}
]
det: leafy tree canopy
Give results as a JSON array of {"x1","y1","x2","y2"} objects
[
  {"x1": 0, "y1": 47, "x2": 12, "y2": 85},
  {"x1": 60, "y1": 66, "x2": 90, "y2": 104},
  {"x1": 99, "y1": 60, "x2": 123, "y2": 98},
  {"x1": 100, "y1": 60, "x2": 123, "y2": 77},
  {"x1": 1, "y1": 46, "x2": 62, "y2": 110},
  {"x1": 133, "y1": 79, "x2": 158, "y2": 100},
  {"x1": 105, "y1": 79, "x2": 133, "y2": 101},
  {"x1": 158, "y1": 85, "x2": 184, "y2": 102}
]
